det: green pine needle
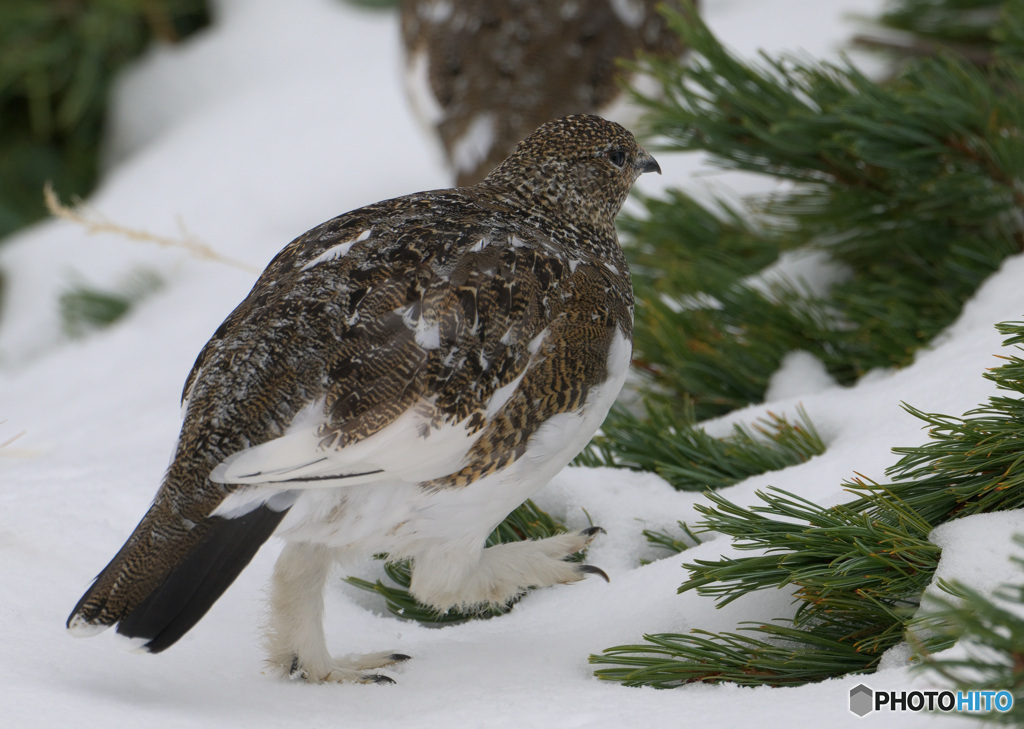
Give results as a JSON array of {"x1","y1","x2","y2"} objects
[
  {"x1": 59, "y1": 269, "x2": 163, "y2": 337},
  {"x1": 579, "y1": 402, "x2": 824, "y2": 491},
  {"x1": 642, "y1": 521, "x2": 702, "y2": 557},
  {"x1": 869, "y1": 0, "x2": 1005, "y2": 58},
  {"x1": 594, "y1": 623, "x2": 875, "y2": 688}
]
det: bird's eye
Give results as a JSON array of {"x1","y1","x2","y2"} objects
[{"x1": 607, "y1": 149, "x2": 627, "y2": 168}]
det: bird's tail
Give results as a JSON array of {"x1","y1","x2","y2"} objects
[{"x1": 67, "y1": 496, "x2": 289, "y2": 653}]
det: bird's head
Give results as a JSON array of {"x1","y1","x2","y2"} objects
[{"x1": 479, "y1": 114, "x2": 660, "y2": 230}]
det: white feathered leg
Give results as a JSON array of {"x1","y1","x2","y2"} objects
[
  {"x1": 265, "y1": 541, "x2": 408, "y2": 683},
  {"x1": 409, "y1": 527, "x2": 607, "y2": 612}
]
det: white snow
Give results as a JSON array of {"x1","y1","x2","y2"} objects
[
  {"x1": 764, "y1": 350, "x2": 838, "y2": 402},
  {"x1": 744, "y1": 248, "x2": 853, "y2": 301},
  {"x1": 1, "y1": 0, "x2": 1020, "y2": 727},
  {"x1": 926, "y1": 511, "x2": 1024, "y2": 620}
]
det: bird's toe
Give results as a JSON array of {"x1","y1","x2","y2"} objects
[
  {"x1": 575, "y1": 563, "x2": 610, "y2": 583},
  {"x1": 361, "y1": 674, "x2": 397, "y2": 685}
]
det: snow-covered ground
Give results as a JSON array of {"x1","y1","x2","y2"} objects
[{"x1": 1, "y1": 0, "x2": 1019, "y2": 726}]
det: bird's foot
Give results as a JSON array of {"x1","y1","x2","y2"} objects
[
  {"x1": 409, "y1": 527, "x2": 609, "y2": 611},
  {"x1": 280, "y1": 651, "x2": 411, "y2": 685},
  {"x1": 541, "y1": 526, "x2": 610, "y2": 583}
]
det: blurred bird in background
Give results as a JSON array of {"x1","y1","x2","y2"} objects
[{"x1": 401, "y1": 0, "x2": 694, "y2": 186}]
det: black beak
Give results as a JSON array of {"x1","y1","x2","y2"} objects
[{"x1": 638, "y1": 148, "x2": 661, "y2": 175}]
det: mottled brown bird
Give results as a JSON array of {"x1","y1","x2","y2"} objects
[
  {"x1": 68, "y1": 114, "x2": 659, "y2": 683},
  {"x1": 401, "y1": 0, "x2": 692, "y2": 186}
]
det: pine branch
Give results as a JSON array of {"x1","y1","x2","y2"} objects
[
  {"x1": 617, "y1": 4, "x2": 1024, "y2": 419},
  {"x1": 579, "y1": 402, "x2": 824, "y2": 491},
  {"x1": 619, "y1": 190, "x2": 788, "y2": 297},
  {"x1": 592, "y1": 319, "x2": 1024, "y2": 688},
  {"x1": 634, "y1": 283, "x2": 842, "y2": 419},
  {"x1": 643, "y1": 521, "x2": 702, "y2": 557},
  {"x1": 863, "y1": 0, "x2": 1005, "y2": 60},
  {"x1": 851, "y1": 33, "x2": 996, "y2": 66},
  {"x1": 595, "y1": 623, "x2": 875, "y2": 687},
  {"x1": 994, "y1": 0, "x2": 1024, "y2": 59}
]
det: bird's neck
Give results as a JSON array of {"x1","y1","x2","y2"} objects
[{"x1": 467, "y1": 181, "x2": 623, "y2": 261}]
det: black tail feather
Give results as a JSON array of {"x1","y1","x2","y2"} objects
[{"x1": 116, "y1": 505, "x2": 288, "y2": 653}]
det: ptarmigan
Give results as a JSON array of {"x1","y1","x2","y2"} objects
[
  {"x1": 401, "y1": 0, "x2": 693, "y2": 185},
  {"x1": 68, "y1": 114, "x2": 660, "y2": 684}
]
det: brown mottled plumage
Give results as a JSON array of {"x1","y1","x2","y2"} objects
[
  {"x1": 68, "y1": 115, "x2": 659, "y2": 683},
  {"x1": 402, "y1": 0, "x2": 693, "y2": 185}
]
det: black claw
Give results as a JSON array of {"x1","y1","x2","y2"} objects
[
  {"x1": 581, "y1": 526, "x2": 606, "y2": 538},
  {"x1": 365, "y1": 674, "x2": 396, "y2": 685},
  {"x1": 288, "y1": 656, "x2": 307, "y2": 681},
  {"x1": 578, "y1": 564, "x2": 610, "y2": 582},
  {"x1": 388, "y1": 653, "x2": 412, "y2": 663}
]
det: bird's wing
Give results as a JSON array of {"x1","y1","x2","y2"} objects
[
  {"x1": 200, "y1": 201, "x2": 596, "y2": 514},
  {"x1": 208, "y1": 395, "x2": 479, "y2": 487}
]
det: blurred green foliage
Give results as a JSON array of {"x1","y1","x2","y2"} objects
[
  {"x1": 0, "y1": 0, "x2": 210, "y2": 242},
  {"x1": 59, "y1": 267, "x2": 163, "y2": 337},
  {"x1": 879, "y1": 0, "x2": 1003, "y2": 42},
  {"x1": 620, "y1": 2, "x2": 1024, "y2": 421}
]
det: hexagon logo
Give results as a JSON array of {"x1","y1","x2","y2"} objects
[{"x1": 850, "y1": 684, "x2": 874, "y2": 717}]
